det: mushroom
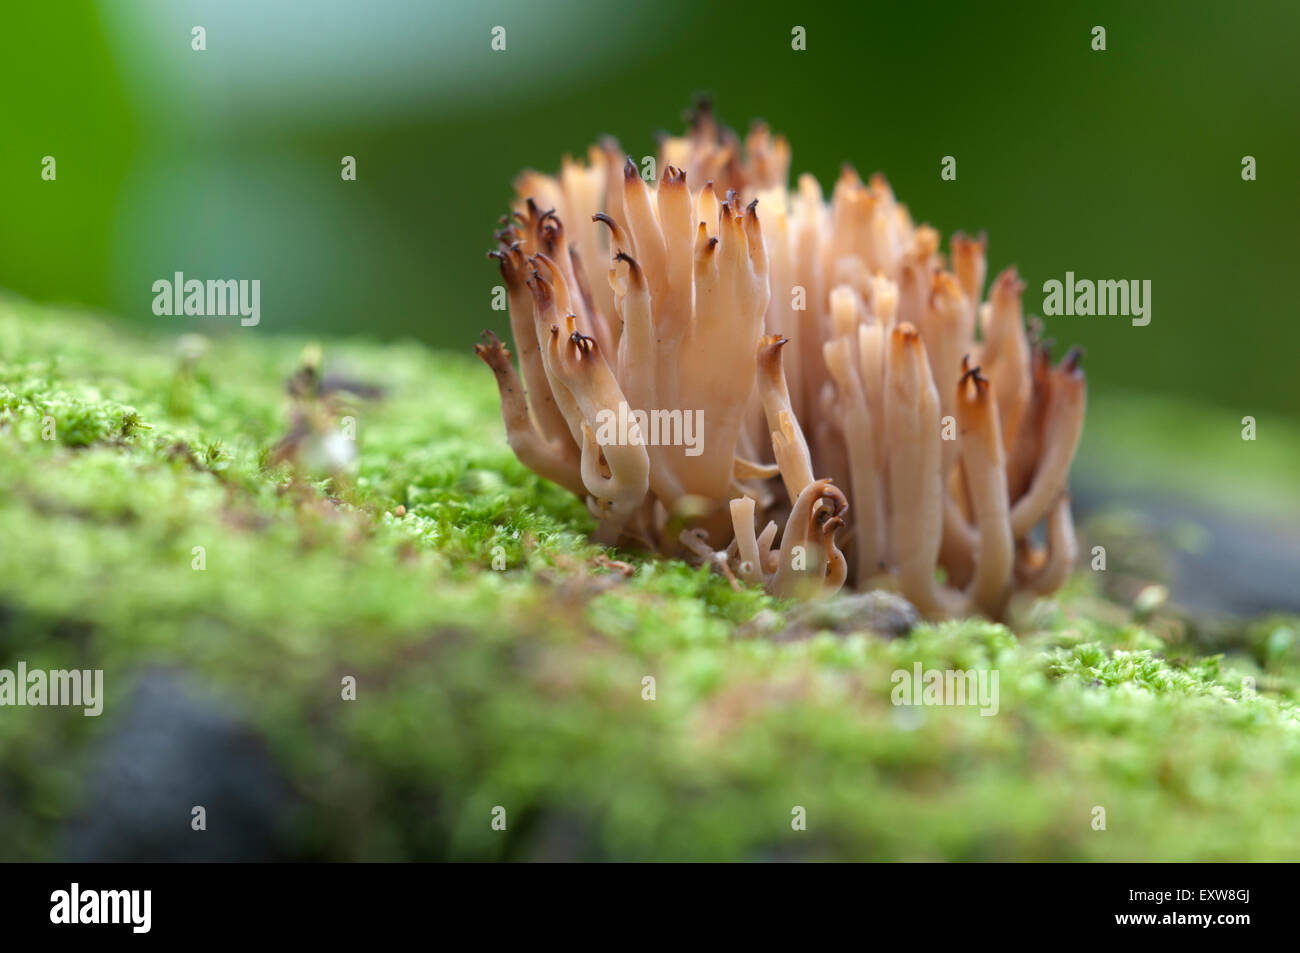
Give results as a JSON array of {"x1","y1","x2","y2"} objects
[{"x1": 477, "y1": 106, "x2": 1086, "y2": 615}]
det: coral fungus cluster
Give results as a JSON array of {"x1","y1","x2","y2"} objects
[{"x1": 477, "y1": 105, "x2": 1086, "y2": 618}]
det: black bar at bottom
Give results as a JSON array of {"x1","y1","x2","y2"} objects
[{"x1": 0, "y1": 862, "x2": 1271, "y2": 940}]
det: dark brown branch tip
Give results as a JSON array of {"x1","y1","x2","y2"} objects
[{"x1": 569, "y1": 329, "x2": 596, "y2": 353}]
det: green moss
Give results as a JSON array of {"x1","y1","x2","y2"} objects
[{"x1": 1, "y1": 295, "x2": 1299, "y2": 861}]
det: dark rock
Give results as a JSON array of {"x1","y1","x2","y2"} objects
[
  {"x1": 1073, "y1": 484, "x2": 1300, "y2": 617},
  {"x1": 741, "y1": 590, "x2": 920, "y2": 642},
  {"x1": 61, "y1": 668, "x2": 299, "y2": 862},
  {"x1": 520, "y1": 811, "x2": 602, "y2": 862}
]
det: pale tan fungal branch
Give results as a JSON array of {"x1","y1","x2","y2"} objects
[{"x1": 478, "y1": 104, "x2": 1086, "y2": 616}]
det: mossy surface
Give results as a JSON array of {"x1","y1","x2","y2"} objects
[{"x1": 1, "y1": 297, "x2": 1298, "y2": 861}]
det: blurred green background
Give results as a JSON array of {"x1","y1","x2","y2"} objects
[{"x1": 1, "y1": 0, "x2": 1296, "y2": 415}]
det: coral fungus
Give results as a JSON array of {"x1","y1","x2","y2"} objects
[{"x1": 478, "y1": 104, "x2": 1085, "y2": 617}]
